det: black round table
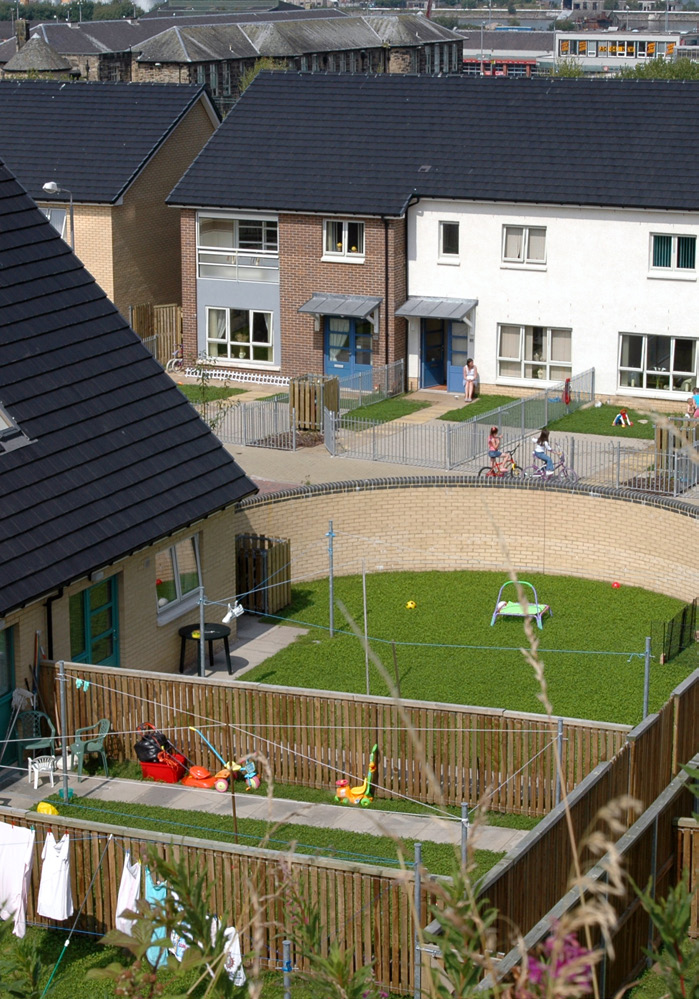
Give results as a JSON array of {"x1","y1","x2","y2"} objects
[{"x1": 178, "y1": 623, "x2": 232, "y2": 675}]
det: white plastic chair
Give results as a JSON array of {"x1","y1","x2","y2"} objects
[{"x1": 27, "y1": 755, "x2": 57, "y2": 790}]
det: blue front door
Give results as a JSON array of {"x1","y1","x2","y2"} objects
[
  {"x1": 70, "y1": 577, "x2": 120, "y2": 667},
  {"x1": 422, "y1": 319, "x2": 446, "y2": 387},
  {"x1": 324, "y1": 317, "x2": 373, "y2": 377}
]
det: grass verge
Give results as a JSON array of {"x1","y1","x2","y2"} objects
[
  {"x1": 345, "y1": 394, "x2": 432, "y2": 423},
  {"x1": 250, "y1": 569, "x2": 693, "y2": 725},
  {"x1": 45, "y1": 796, "x2": 503, "y2": 880},
  {"x1": 177, "y1": 384, "x2": 246, "y2": 404},
  {"x1": 546, "y1": 403, "x2": 667, "y2": 439},
  {"x1": 437, "y1": 394, "x2": 519, "y2": 422}
]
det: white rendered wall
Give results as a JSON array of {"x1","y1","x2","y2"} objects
[{"x1": 407, "y1": 200, "x2": 699, "y2": 399}]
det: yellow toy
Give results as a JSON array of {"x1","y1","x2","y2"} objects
[
  {"x1": 37, "y1": 802, "x2": 58, "y2": 815},
  {"x1": 405, "y1": 600, "x2": 416, "y2": 610},
  {"x1": 334, "y1": 744, "x2": 378, "y2": 807}
]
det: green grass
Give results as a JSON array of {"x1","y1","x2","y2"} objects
[
  {"x1": 626, "y1": 941, "x2": 699, "y2": 998},
  {"x1": 249, "y1": 570, "x2": 694, "y2": 726},
  {"x1": 546, "y1": 403, "x2": 671, "y2": 439},
  {"x1": 346, "y1": 394, "x2": 432, "y2": 423},
  {"x1": 177, "y1": 384, "x2": 246, "y2": 404},
  {"x1": 45, "y1": 796, "x2": 502, "y2": 880},
  {"x1": 438, "y1": 394, "x2": 519, "y2": 422}
]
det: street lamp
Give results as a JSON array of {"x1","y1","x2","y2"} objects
[{"x1": 42, "y1": 181, "x2": 74, "y2": 251}]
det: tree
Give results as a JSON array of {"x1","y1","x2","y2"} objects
[
  {"x1": 618, "y1": 56, "x2": 699, "y2": 79},
  {"x1": 92, "y1": 0, "x2": 144, "y2": 19},
  {"x1": 550, "y1": 59, "x2": 585, "y2": 77}
]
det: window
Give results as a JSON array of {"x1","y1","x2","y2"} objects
[
  {"x1": 156, "y1": 537, "x2": 201, "y2": 615},
  {"x1": 619, "y1": 334, "x2": 697, "y2": 392},
  {"x1": 197, "y1": 215, "x2": 278, "y2": 281},
  {"x1": 502, "y1": 225, "x2": 546, "y2": 266},
  {"x1": 41, "y1": 206, "x2": 67, "y2": 239},
  {"x1": 497, "y1": 324, "x2": 572, "y2": 381},
  {"x1": 323, "y1": 219, "x2": 365, "y2": 260},
  {"x1": 207, "y1": 307, "x2": 273, "y2": 364},
  {"x1": 70, "y1": 578, "x2": 119, "y2": 666},
  {"x1": 439, "y1": 221, "x2": 459, "y2": 258},
  {"x1": 650, "y1": 234, "x2": 696, "y2": 275}
]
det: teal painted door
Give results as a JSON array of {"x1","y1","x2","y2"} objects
[
  {"x1": 324, "y1": 317, "x2": 373, "y2": 377},
  {"x1": 0, "y1": 629, "x2": 15, "y2": 764},
  {"x1": 70, "y1": 577, "x2": 120, "y2": 667}
]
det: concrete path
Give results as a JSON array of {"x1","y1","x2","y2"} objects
[{"x1": 0, "y1": 769, "x2": 529, "y2": 854}]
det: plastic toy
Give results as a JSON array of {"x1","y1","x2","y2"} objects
[
  {"x1": 612, "y1": 409, "x2": 633, "y2": 426},
  {"x1": 37, "y1": 801, "x2": 58, "y2": 815},
  {"x1": 405, "y1": 600, "x2": 416, "y2": 610},
  {"x1": 612, "y1": 581, "x2": 621, "y2": 589},
  {"x1": 334, "y1": 743, "x2": 378, "y2": 807},
  {"x1": 490, "y1": 580, "x2": 552, "y2": 630},
  {"x1": 240, "y1": 759, "x2": 261, "y2": 791}
]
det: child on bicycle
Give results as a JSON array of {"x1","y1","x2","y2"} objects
[
  {"x1": 488, "y1": 426, "x2": 503, "y2": 470},
  {"x1": 532, "y1": 428, "x2": 554, "y2": 474}
]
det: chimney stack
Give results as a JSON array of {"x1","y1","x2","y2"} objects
[{"x1": 15, "y1": 19, "x2": 30, "y2": 50}]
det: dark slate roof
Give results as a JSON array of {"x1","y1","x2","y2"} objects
[
  {"x1": 0, "y1": 160, "x2": 255, "y2": 616},
  {"x1": 169, "y1": 73, "x2": 699, "y2": 215},
  {"x1": 3, "y1": 34, "x2": 73, "y2": 72},
  {"x1": 0, "y1": 82, "x2": 216, "y2": 204}
]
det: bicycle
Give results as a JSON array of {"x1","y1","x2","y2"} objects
[
  {"x1": 523, "y1": 449, "x2": 579, "y2": 483},
  {"x1": 165, "y1": 344, "x2": 184, "y2": 373},
  {"x1": 477, "y1": 443, "x2": 524, "y2": 480}
]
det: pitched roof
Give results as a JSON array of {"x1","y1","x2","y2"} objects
[
  {"x1": 0, "y1": 81, "x2": 217, "y2": 204},
  {"x1": 0, "y1": 160, "x2": 255, "y2": 616},
  {"x1": 169, "y1": 73, "x2": 699, "y2": 215},
  {"x1": 3, "y1": 34, "x2": 73, "y2": 72}
]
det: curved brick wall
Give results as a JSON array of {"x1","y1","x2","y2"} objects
[{"x1": 234, "y1": 479, "x2": 699, "y2": 600}]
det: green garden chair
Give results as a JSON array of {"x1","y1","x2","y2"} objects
[
  {"x1": 69, "y1": 719, "x2": 111, "y2": 782},
  {"x1": 15, "y1": 710, "x2": 56, "y2": 758}
]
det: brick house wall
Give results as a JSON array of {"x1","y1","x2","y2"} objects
[
  {"x1": 111, "y1": 98, "x2": 216, "y2": 318},
  {"x1": 279, "y1": 213, "x2": 408, "y2": 377},
  {"x1": 70, "y1": 205, "x2": 115, "y2": 302},
  {"x1": 181, "y1": 208, "x2": 198, "y2": 363}
]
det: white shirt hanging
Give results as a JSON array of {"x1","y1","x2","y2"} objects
[
  {"x1": 115, "y1": 851, "x2": 141, "y2": 935},
  {"x1": 37, "y1": 832, "x2": 74, "y2": 921},
  {"x1": 0, "y1": 822, "x2": 36, "y2": 938},
  {"x1": 222, "y1": 926, "x2": 246, "y2": 986}
]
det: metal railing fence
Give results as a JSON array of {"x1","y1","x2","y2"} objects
[
  {"x1": 337, "y1": 359, "x2": 404, "y2": 413},
  {"x1": 214, "y1": 400, "x2": 297, "y2": 449}
]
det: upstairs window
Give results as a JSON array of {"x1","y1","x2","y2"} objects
[
  {"x1": 439, "y1": 221, "x2": 460, "y2": 259},
  {"x1": 323, "y1": 220, "x2": 365, "y2": 261},
  {"x1": 502, "y1": 225, "x2": 546, "y2": 266},
  {"x1": 650, "y1": 234, "x2": 696, "y2": 275}
]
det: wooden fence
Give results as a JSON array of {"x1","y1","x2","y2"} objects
[
  {"x1": 129, "y1": 303, "x2": 182, "y2": 367},
  {"x1": 288, "y1": 374, "x2": 339, "y2": 431},
  {"x1": 678, "y1": 817, "x2": 699, "y2": 938},
  {"x1": 37, "y1": 663, "x2": 629, "y2": 816},
  {"x1": 0, "y1": 806, "x2": 431, "y2": 995},
  {"x1": 236, "y1": 534, "x2": 292, "y2": 615}
]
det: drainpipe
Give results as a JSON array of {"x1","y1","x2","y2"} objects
[
  {"x1": 44, "y1": 587, "x2": 63, "y2": 661},
  {"x1": 396, "y1": 191, "x2": 419, "y2": 388},
  {"x1": 383, "y1": 217, "x2": 390, "y2": 365}
]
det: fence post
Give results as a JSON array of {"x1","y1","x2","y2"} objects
[
  {"x1": 645, "y1": 816, "x2": 659, "y2": 968},
  {"x1": 283, "y1": 939, "x2": 292, "y2": 999},
  {"x1": 544, "y1": 389, "x2": 548, "y2": 427},
  {"x1": 555, "y1": 717, "x2": 564, "y2": 806},
  {"x1": 521, "y1": 399, "x2": 525, "y2": 440},
  {"x1": 615, "y1": 441, "x2": 620, "y2": 489},
  {"x1": 643, "y1": 636, "x2": 651, "y2": 719},
  {"x1": 461, "y1": 803, "x2": 469, "y2": 869},
  {"x1": 569, "y1": 435, "x2": 575, "y2": 472},
  {"x1": 57, "y1": 659, "x2": 71, "y2": 803},
  {"x1": 327, "y1": 520, "x2": 335, "y2": 639},
  {"x1": 292, "y1": 407, "x2": 297, "y2": 451},
  {"x1": 413, "y1": 842, "x2": 422, "y2": 999}
]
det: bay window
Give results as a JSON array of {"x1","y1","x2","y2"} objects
[
  {"x1": 498, "y1": 324, "x2": 572, "y2": 381},
  {"x1": 323, "y1": 219, "x2": 365, "y2": 260},
  {"x1": 207, "y1": 307, "x2": 274, "y2": 364},
  {"x1": 197, "y1": 215, "x2": 278, "y2": 281},
  {"x1": 618, "y1": 334, "x2": 697, "y2": 392}
]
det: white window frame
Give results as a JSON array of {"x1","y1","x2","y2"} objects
[
  {"x1": 438, "y1": 221, "x2": 460, "y2": 262},
  {"x1": 41, "y1": 206, "x2": 67, "y2": 239},
  {"x1": 322, "y1": 219, "x2": 366, "y2": 262},
  {"x1": 197, "y1": 213, "x2": 279, "y2": 282},
  {"x1": 618, "y1": 333, "x2": 697, "y2": 394},
  {"x1": 206, "y1": 306, "x2": 275, "y2": 367},
  {"x1": 155, "y1": 536, "x2": 202, "y2": 623},
  {"x1": 497, "y1": 324, "x2": 572, "y2": 382},
  {"x1": 501, "y1": 225, "x2": 547, "y2": 268},
  {"x1": 649, "y1": 233, "x2": 697, "y2": 280}
]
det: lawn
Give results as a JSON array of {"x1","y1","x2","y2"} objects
[
  {"x1": 177, "y1": 384, "x2": 246, "y2": 404},
  {"x1": 437, "y1": 394, "x2": 518, "y2": 422},
  {"x1": 344, "y1": 394, "x2": 432, "y2": 423},
  {"x1": 47, "y1": 796, "x2": 502, "y2": 880},
  {"x1": 547, "y1": 403, "x2": 669, "y2": 439},
  {"x1": 246, "y1": 570, "x2": 695, "y2": 726}
]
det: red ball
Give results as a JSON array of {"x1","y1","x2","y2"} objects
[{"x1": 612, "y1": 581, "x2": 621, "y2": 589}]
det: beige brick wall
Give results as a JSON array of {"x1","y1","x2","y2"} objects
[
  {"x1": 60, "y1": 205, "x2": 115, "y2": 302},
  {"x1": 233, "y1": 483, "x2": 699, "y2": 601},
  {"x1": 111, "y1": 100, "x2": 216, "y2": 317}
]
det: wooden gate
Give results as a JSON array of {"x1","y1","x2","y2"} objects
[
  {"x1": 288, "y1": 375, "x2": 339, "y2": 431},
  {"x1": 236, "y1": 534, "x2": 291, "y2": 615}
]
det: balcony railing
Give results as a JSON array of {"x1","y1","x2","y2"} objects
[{"x1": 197, "y1": 249, "x2": 279, "y2": 283}]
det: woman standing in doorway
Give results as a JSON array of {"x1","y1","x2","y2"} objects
[{"x1": 463, "y1": 358, "x2": 477, "y2": 402}]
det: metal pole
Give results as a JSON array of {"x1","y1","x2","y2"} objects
[
  {"x1": 555, "y1": 717, "x2": 564, "y2": 807},
  {"x1": 460, "y1": 802, "x2": 469, "y2": 869},
  {"x1": 283, "y1": 939, "x2": 292, "y2": 999},
  {"x1": 643, "y1": 636, "x2": 651, "y2": 719},
  {"x1": 413, "y1": 842, "x2": 422, "y2": 999},
  {"x1": 327, "y1": 520, "x2": 335, "y2": 638},
  {"x1": 363, "y1": 560, "x2": 370, "y2": 697},
  {"x1": 198, "y1": 586, "x2": 206, "y2": 678},
  {"x1": 57, "y1": 659, "x2": 70, "y2": 802},
  {"x1": 68, "y1": 192, "x2": 75, "y2": 252}
]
